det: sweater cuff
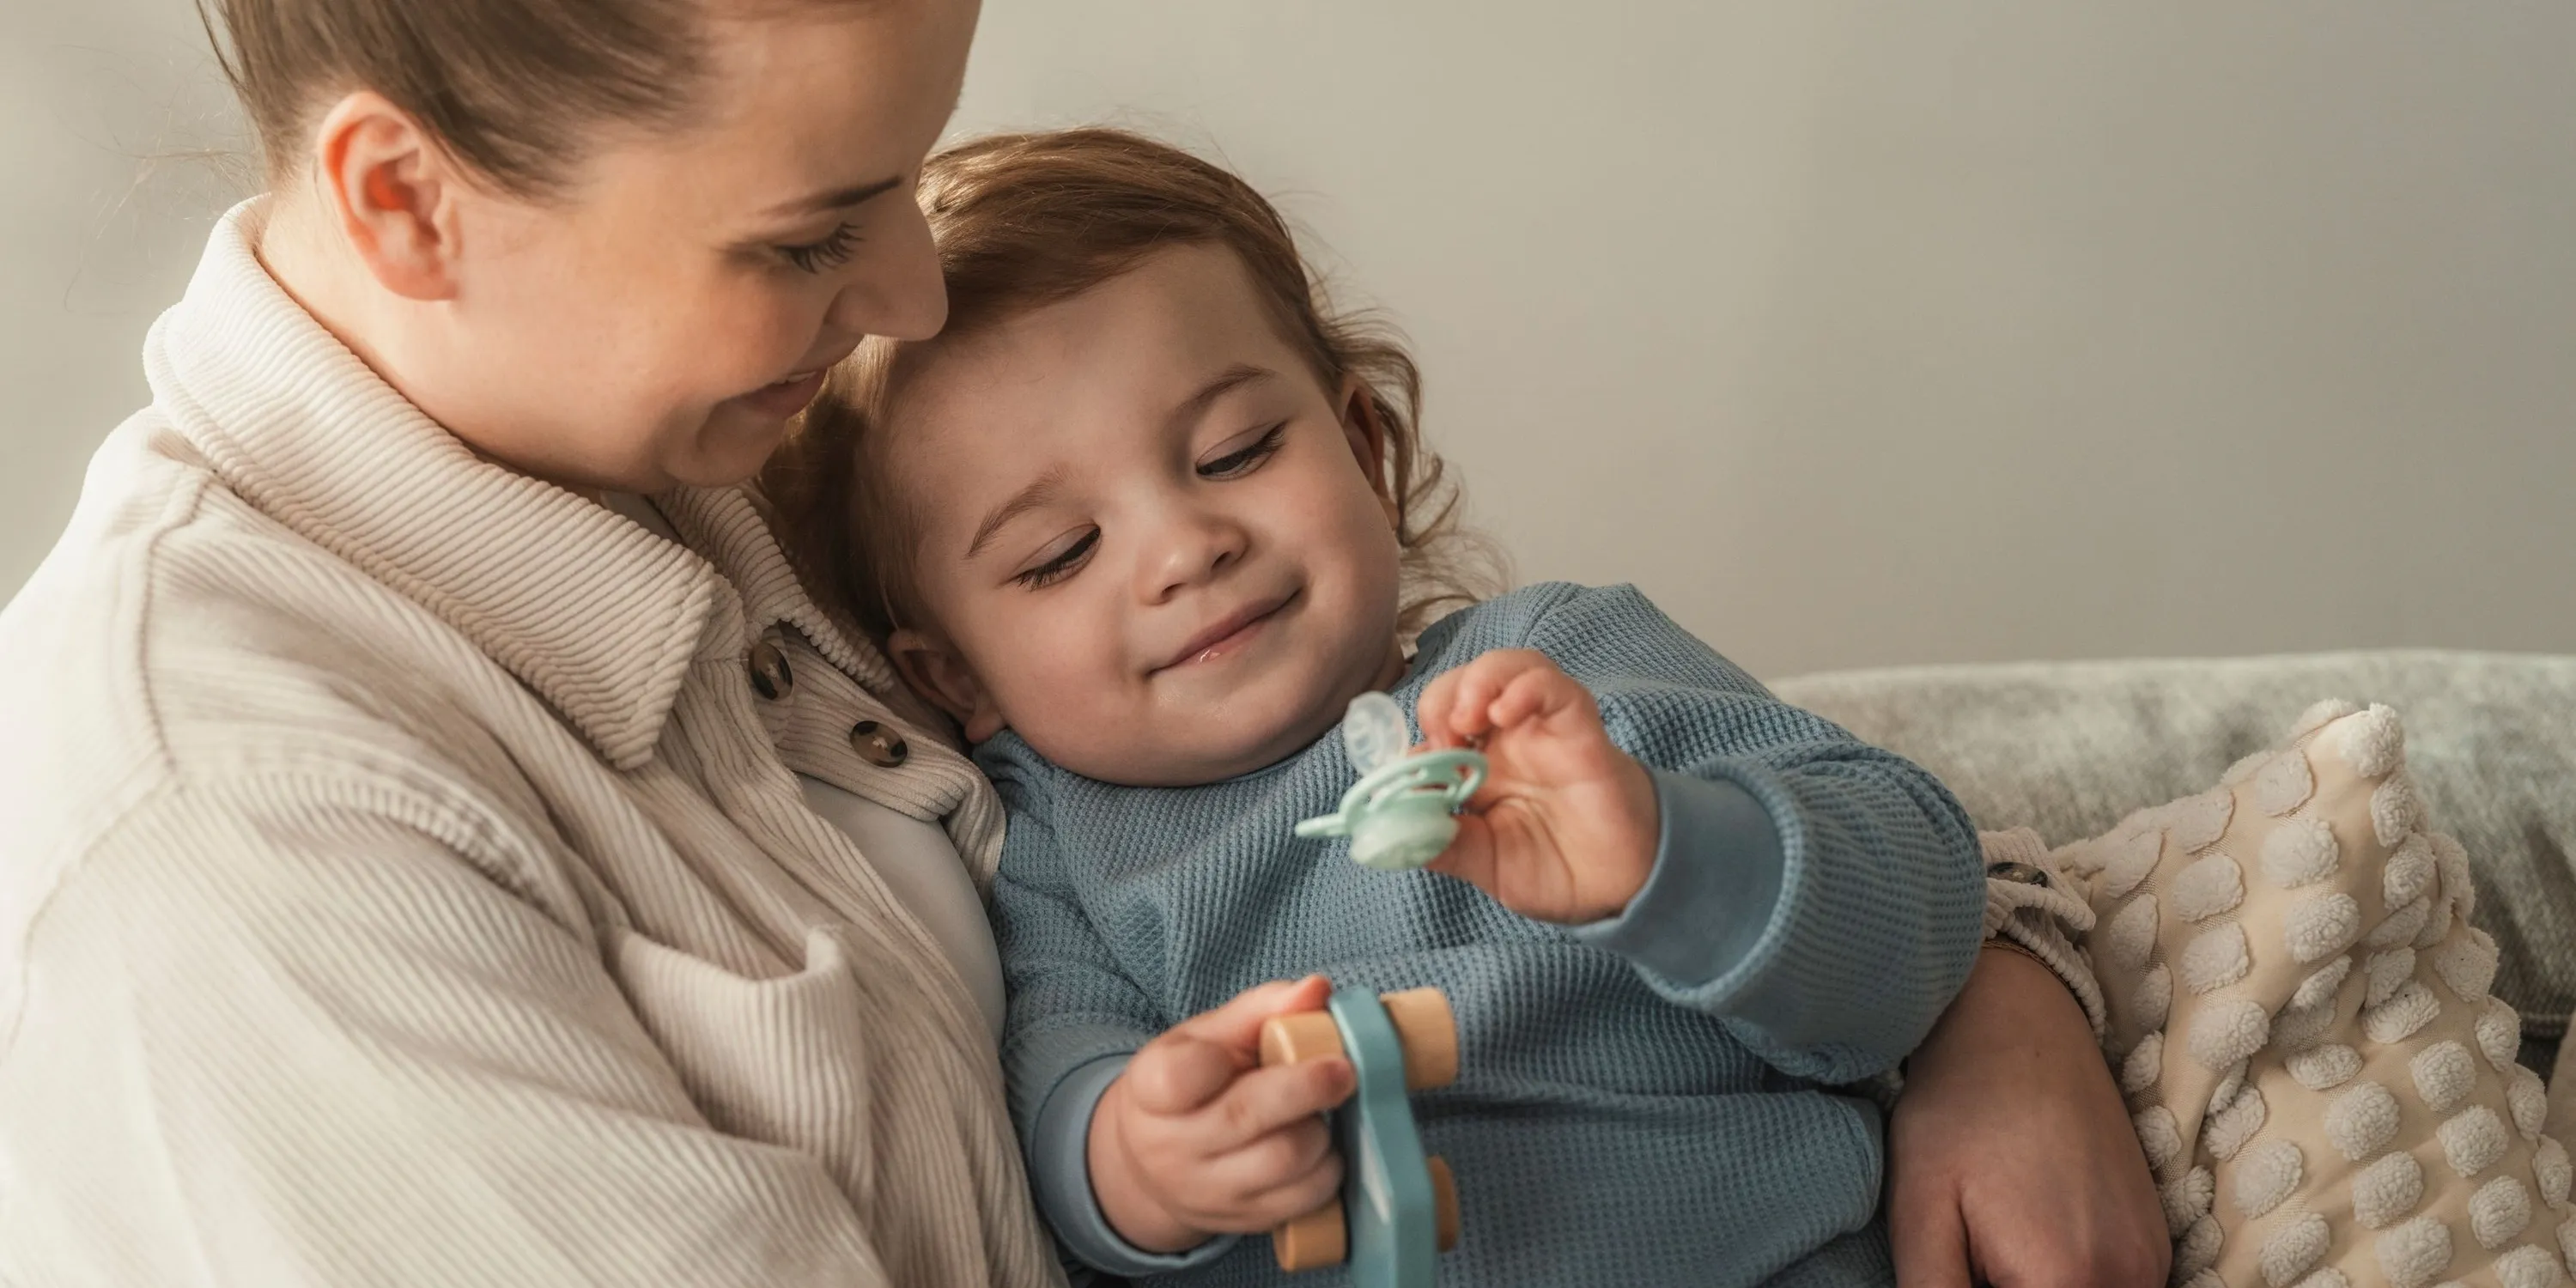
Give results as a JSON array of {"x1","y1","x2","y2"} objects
[
  {"x1": 1030, "y1": 1053, "x2": 1241, "y2": 1278},
  {"x1": 1978, "y1": 828, "x2": 2107, "y2": 1036},
  {"x1": 1570, "y1": 769, "x2": 1785, "y2": 990}
]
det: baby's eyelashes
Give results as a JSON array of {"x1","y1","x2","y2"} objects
[
  {"x1": 1195, "y1": 422, "x2": 1287, "y2": 479},
  {"x1": 1011, "y1": 526, "x2": 1099, "y2": 588}
]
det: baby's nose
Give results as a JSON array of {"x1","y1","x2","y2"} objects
[{"x1": 1139, "y1": 507, "x2": 1250, "y2": 602}]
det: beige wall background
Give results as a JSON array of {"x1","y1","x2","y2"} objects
[{"x1": 7, "y1": 2, "x2": 2571, "y2": 678}]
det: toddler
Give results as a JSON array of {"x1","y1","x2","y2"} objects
[{"x1": 775, "y1": 129, "x2": 1994, "y2": 1286}]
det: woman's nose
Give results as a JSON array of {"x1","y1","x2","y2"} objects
[
  {"x1": 1137, "y1": 505, "x2": 1250, "y2": 604},
  {"x1": 829, "y1": 204, "x2": 949, "y2": 342}
]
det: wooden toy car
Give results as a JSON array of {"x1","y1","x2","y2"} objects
[{"x1": 1259, "y1": 987, "x2": 1462, "y2": 1285}]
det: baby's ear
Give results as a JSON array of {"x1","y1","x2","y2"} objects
[
  {"x1": 888, "y1": 628, "x2": 1008, "y2": 744},
  {"x1": 1336, "y1": 376, "x2": 1400, "y2": 527}
]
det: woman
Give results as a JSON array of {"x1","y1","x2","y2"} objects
[{"x1": 0, "y1": 0, "x2": 2160, "y2": 1283}]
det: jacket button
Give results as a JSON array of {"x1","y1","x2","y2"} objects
[
  {"x1": 850, "y1": 720, "x2": 909, "y2": 768},
  {"x1": 748, "y1": 640, "x2": 793, "y2": 701}
]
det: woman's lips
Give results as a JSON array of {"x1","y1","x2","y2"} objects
[
  {"x1": 730, "y1": 368, "x2": 829, "y2": 419},
  {"x1": 1157, "y1": 592, "x2": 1296, "y2": 673}
]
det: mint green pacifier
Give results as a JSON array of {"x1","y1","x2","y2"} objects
[{"x1": 1295, "y1": 693, "x2": 1487, "y2": 872}]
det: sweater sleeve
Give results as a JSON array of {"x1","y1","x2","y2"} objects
[
  {"x1": 1520, "y1": 585, "x2": 1987, "y2": 1085},
  {"x1": 0, "y1": 776, "x2": 899, "y2": 1287},
  {"x1": 985, "y1": 769, "x2": 1233, "y2": 1278}
]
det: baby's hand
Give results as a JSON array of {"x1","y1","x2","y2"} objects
[
  {"x1": 1089, "y1": 976, "x2": 1354, "y2": 1254},
  {"x1": 1416, "y1": 649, "x2": 1660, "y2": 924}
]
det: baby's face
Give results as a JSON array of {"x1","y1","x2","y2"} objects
[{"x1": 884, "y1": 243, "x2": 1409, "y2": 786}]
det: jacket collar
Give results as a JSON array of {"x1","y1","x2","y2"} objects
[
  {"x1": 655, "y1": 486, "x2": 903, "y2": 699},
  {"x1": 146, "y1": 200, "x2": 771, "y2": 771}
]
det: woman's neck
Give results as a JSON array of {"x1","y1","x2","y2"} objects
[
  {"x1": 254, "y1": 194, "x2": 606, "y2": 506},
  {"x1": 254, "y1": 194, "x2": 405, "y2": 397}
]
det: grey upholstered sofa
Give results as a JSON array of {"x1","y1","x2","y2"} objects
[{"x1": 1774, "y1": 650, "x2": 2576, "y2": 1070}]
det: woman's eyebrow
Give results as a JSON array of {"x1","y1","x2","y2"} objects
[{"x1": 762, "y1": 175, "x2": 903, "y2": 219}]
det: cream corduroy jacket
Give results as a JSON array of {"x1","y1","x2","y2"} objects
[{"x1": 0, "y1": 204, "x2": 1062, "y2": 1286}]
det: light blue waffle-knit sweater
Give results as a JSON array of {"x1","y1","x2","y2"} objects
[{"x1": 978, "y1": 583, "x2": 1986, "y2": 1287}]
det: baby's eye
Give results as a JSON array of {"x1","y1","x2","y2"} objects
[
  {"x1": 1196, "y1": 423, "x2": 1288, "y2": 479},
  {"x1": 1012, "y1": 527, "x2": 1099, "y2": 589}
]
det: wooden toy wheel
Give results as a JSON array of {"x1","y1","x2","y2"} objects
[
  {"x1": 1271, "y1": 1158, "x2": 1455, "y2": 1269},
  {"x1": 1260, "y1": 988, "x2": 1462, "y2": 1273},
  {"x1": 1378, "y1": 987, "x2": 1459, "y2": 1091},
  {"x1": 1261, "y1": 1009, "x2": 1352, "y2": 1273},
  {"x1": 1259, "y1": 989, "x2": 1455, "y2": 1090},
  {"x1": 1273, "y1": 1200, "x2": 1346, "y2": 1271},
  {"x1": 1259, "y1": 1010, "x2": 1346, "y2": 1069}
]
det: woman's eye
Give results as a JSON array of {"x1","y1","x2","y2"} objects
[
  {"x1": 1012, "y1": 527, "x2": 1099, "y2": 589},
  {"x1": 1197, "y1": 423, "x2": 1288, "y2": 479},
  {"x1": 777, "y1": 222, "x2": 862, "y2": 274}
]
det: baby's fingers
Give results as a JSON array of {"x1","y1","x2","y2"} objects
[
  {"x1": 1125, "y1": 1032, "x2": 1256, "y2": 1118},
  {"x1": 1203, "y1": 1127, "x2": 1346, "y2": 1233},
  {"x1": 1485, "y1": 663, "x2": 1599, "y2": 737},
  {"x1": 1201, "y1": 1115, "x2": 1337, "y2": 1203},
  {"x1": 1174, "y1": 974, "x2": 1334, "y2": 1052},
  {"x1": 1419, "y1": 650, "x2": 1553, "y2": 747},
  {"x1": 1415, "y1": 669, "x2": 1468, "y2": 748},
  {"x1": 1131, "y1": 976, "x2": 1321, "y2": 1116},
  {"x1": 1202, "y1": 1057, "x2": 1354, "y2": 1154}
]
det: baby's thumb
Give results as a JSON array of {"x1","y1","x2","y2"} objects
[
  {"x1": 1132, "y1": 976, "x2": 1334, "y2": 1115},
  {"x1": 1182, "y1": 974, "x2": 1334, "y2": 1054},
  {"x1": 1124, "y1": 1032, "x2": 1247, "y2": 1116}
]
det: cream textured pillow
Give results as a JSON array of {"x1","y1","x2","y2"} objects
[{"x1": 2061, "y1": 700, "x2": 2570, "y2": 1288}]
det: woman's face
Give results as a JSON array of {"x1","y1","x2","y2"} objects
[{"x1": 383, "y1": 1, "x2": 977, "y2": 493}]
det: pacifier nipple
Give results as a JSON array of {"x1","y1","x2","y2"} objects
[{"x1": 1295, "y1": 693, "x2": 1487, "y2": 872}]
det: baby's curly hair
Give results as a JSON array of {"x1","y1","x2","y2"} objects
[{"x1": 765, "y1": 127, "x2": 1503, "y2": 647}]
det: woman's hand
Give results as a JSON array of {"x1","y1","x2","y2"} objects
[
  {"x1": 1888, "y1": 946, "x2": 2170, "y2": 1288},
  {"x1": 1089, "y1": 976, "x2": 1353, "y2": 1254},
  {"x1": 1415, "y1": 649, "x2": 1661, "y2": 924}
]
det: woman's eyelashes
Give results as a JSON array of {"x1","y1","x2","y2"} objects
[
  {"x1": 1012, "y1": 526, "x2": 1099, "y2": 589},
  {"x1": 776, "y1": 222, "x2": 862, "y2": 274},
  {"x1": 1195, "y1": 422, "x2": 1287, "y2": 479}
]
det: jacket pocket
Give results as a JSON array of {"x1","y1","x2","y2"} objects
[{"x1": 613, "y1": 925, "x2": 878, "y2": 1208}]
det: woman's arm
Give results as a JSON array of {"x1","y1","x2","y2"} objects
[{"x1": 1887, "y1": 946, "x2": 2169, "y2": 1288}]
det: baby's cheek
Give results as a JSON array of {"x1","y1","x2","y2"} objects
[{"x1": 987, "y1": 631, "x2": 1130, "y2": 742}]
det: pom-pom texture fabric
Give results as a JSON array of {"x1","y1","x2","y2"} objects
[{"x1": 2067, "y1": 703, "x2": 2571, "y2": 1286}]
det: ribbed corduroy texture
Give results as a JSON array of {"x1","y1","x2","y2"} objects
[
  {"x1": 981, "y1": 582, "x2": 1988, "y2": 1287},
  {"x1": 0, "y1": 202, "x2": 1061, "y2": 1287}
]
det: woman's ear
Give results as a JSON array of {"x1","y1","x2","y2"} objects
[
  {"x1": 888, "y1": 627, "x2": 1008, "y2": 744},
  {"x1": 308, "y1": 90, "x2": 469, "y2": 303},
  {"x1": 1336, "y1": 375, "x2": 1400, "y2": 529}
]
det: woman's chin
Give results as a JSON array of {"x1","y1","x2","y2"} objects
[{"x1": 671, "y1": 407, "x2": 800, "y2": 488}]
